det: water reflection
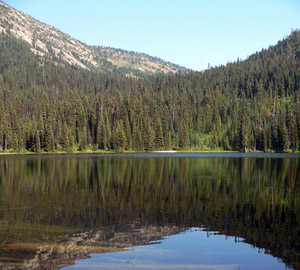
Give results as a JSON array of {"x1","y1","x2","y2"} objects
[
  {"x1": 0, "y1": 155, "x2": 299, "y2": 269},
  {"x1": 63, "y1": 228, "x2": 286, "y2": 270}
]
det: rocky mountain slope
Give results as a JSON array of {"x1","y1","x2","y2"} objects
[{"x1": 0, "y1": 0, "x2": 188, "y2": 77}]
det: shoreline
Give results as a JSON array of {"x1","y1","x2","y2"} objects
[{"x1": 0, "y1": 149, "x2": 300, "y2": 157}]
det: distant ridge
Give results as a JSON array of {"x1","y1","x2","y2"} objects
[
  {"x1": 1, "y1": 0, "x2": 300, "y2": 155},
  {"x1": 0, "y1": 0, "x2": 188, "y2": 77}
]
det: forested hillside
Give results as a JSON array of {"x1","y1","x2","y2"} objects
[
  {"x1": 0, "y1": 31, "x2": 300, "y2": 153},
  {"x1": 0, "y1": 0, "x2": 187, "y2": 77}
]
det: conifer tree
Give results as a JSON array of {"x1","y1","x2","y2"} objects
[
  {"x1": 1, "y1": 33, "x2": 300, "y2": 153},
  {"x1": 35, "y1": 130, "x2": 41, "y2": 153},
  {"x1": 144, "y1": 119, "x2": 155, "y2": 151},
  {"x1": 178, "y1": 119, "x2": 188, "y2": 148},
  {"x1": 132, "y1": 125, "x2": 143, "y2": 151},
  {"x1": 242, "y1": 116, "x2": 251, "y2": 152},
  {"x1": 113, "y1": 121, "x2": 127, "y2": 152},
  {"x1": 60, "y1": 122, "x2": 69, "y2": 150},
  {"x1": 79, "y1": 127, "x2": 87, "y2": 151},
  {"x1": 211, "y1": 125, "x2": 217, "y2": 149},
  {"x1": 97, "y1": 117, "x2": 106, "y2": 150},
  {"x1": 0, "y1": 101, "x2": 5, "y2": 151},
  {"x1": 154, "y1": 113, "x2": 164, "y2": 149},
  {"x1": 11, "y1": 132, "x2": 19, "y2": 151},
  {"x1": 43, "y1": 124, "x2": 55, "y2": 152},
  {"x1": 124, "y1": 114, "x2": 132, "y2": 150}
]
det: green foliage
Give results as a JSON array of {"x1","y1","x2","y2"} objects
[
  {"x1": 60, "y1": 122, "x2": 69, "y2": 150},
  {"x1": 154, "y1": 113, "x2": 164, "y2": 149},
  {"x1": 34, "y1": 130, "x2": 40, "y2": 153},
  {"x1": 113, "y1": 121, "x2": 127, "y2": 152},
  {"x1": 178, "y1": 119, "x2": 188, "y2": 148},
  {"x1": 1, "y1": 32, "x2": 300, "y2": 152}
]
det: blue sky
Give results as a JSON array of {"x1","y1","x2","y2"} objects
[{"x1": 4, "y1": 0, "x2": 300, "y2": 71}]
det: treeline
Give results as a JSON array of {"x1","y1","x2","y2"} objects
[{"x1": 0, "y1": 32, "x2": 300, "y2": 153}]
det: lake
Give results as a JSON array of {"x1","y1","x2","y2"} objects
[{"x1": 0, "y1": 153, "x2": 299, "y2": 270}]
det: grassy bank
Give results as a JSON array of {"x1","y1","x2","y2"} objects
[{"x1": 1, "y1": 148, "x2": 299, "y2": 155}]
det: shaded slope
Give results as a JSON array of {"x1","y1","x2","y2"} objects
[{"x1": 0, "y1": 29, "x2": 300, "y2": 152}]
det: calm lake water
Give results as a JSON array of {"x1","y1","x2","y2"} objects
[{"x1": 0, "y1": 153, "x2": 299, "y2": 270}]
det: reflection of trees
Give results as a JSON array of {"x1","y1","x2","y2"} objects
[{"x1": 0, "y1": 156, "x2": 299, "y2": 269}]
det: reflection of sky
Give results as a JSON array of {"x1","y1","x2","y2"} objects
[{"x1": 63, "y1": 228, "x2": 286, "y2": 270}]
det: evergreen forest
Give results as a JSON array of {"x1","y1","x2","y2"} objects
[{"x1": 1, "y1": 31, "x2": 300, "y2": 153}]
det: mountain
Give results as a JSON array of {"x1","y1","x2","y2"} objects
[
  {"x1": 0, "y1": 0, "x2": 188, "y2": 77},
  {"x1": 0, "y1": 0, "x2": 300, "y2": 153}
]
